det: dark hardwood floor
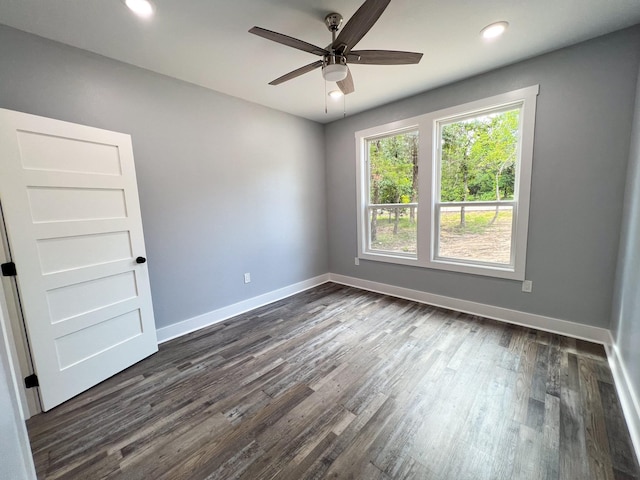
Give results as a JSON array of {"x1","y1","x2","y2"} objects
[{"x1": 27, "y1": 283, "x2": 639, "y2": 479}]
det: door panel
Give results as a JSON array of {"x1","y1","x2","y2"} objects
[
  {"x1": 0, "y1": 108, "x2": 158, "y2": 411},
  {"x1": 27, "y1": 186, "x2": 128, "y2": 222},
  {"x1": 16, "y1": 129, "x2": 123, "y2": 175},
  {"x1": 46, "y1": 271, "x2": 138, "y2": 323}
]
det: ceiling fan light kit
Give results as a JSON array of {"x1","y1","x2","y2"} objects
[
  {"x1": 322, "y1": 60, "x2": 348, "y2": 82},
  {"x1": 248, "y1": 0, "x2": 423, "y2": 98}
]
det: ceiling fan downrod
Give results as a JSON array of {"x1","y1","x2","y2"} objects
[
  {"x1": 323, "y1": 13, "x2": 347, "y2": 80},
  {"x1": 324, "y1": 13, "x2": 343, "y2": 45}
]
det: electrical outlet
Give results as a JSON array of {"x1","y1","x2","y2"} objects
[
  {"x1": 244, "y1": 272, "x2": 251, "y2": 284},
  {"x1": 355, "y1": 257, "x2": 360, "y2": 266},
  {"x1": 522, "y1": 280, "x2": 532, "y2": 293}
]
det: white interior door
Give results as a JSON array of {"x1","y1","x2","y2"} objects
[{"x1": 0, "y1": 108, "x2": 158, "y2": 411}]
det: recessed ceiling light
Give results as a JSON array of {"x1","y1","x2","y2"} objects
[
  {"x1": 481, "y1": 21, "x2": 509, "y2": 40},
  {"x1": 124, "y1": 0, "x2": 154, "y2": 18},
  {"x1": 328, "y1": 90, "x2": 344, "y2": 99}
]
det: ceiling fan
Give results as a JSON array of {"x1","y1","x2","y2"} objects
[{"x1": 249, "y1": 0, "x2": 423, "y2": 95}]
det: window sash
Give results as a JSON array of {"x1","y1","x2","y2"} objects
[
  {"x1": 433, "y1": 201, "x2": 517, "y2": 268},
  {"x1": 364, "y1": 128, "x2": 420, "y2": 258},
  {"x1": 433, "y1": 103, "x2": 523, "y2": 270},
  {"x1": 365, "y1": 204, "x2": 418, "y2": 258}
]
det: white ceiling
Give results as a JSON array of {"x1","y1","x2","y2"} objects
[{"x1": 1, "y1": 0, "x2": 639, "y2": 123}]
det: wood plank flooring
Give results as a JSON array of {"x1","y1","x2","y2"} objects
[{"x1": 27, "y1": 283, "x2": 640, "y2": 479}]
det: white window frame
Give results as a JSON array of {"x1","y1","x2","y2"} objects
[
  {"x1": 355, "y1": 85, "x2": 539, "y2": 280},
  {"x1": 360, "y1": 125, "x2": 421, "y2": 261}
]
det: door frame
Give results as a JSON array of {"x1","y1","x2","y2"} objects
[
  {"x1": 0, "y1": 263, "x2": 38, "y2": 478},
  {"x1": 0, "y1": 205, "x2": 40, "y2": 418}
]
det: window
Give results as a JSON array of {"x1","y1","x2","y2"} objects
[
  {"x1": 356, "y1": 86, "x2": 538, "y2": 280},
  {"x1": 435, "y1": 107, "x2": 519, "y2": 267},
  {"x1": 365, "y1": 129, "x2": 419, "y2": 256}
]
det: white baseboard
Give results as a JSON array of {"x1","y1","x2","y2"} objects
[
  {"x1": 158, "y1": 271, "x2": 611, "y2": 345},
  {"x1": 156, "y1": 274, "x2": 330, "y2": 343},
  {"x1": 606, "y1": 341, "x2": 640, "y2": 464},
  {"x1": 328, "y1": 273, "x2": 611, "y2": 344}
]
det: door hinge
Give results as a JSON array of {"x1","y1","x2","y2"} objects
[
  {"x1": 1, "y1": 261, "x2": 17, "y2": 277},
  {"x1": 24, "y1": 374, "x2": 39, "y2": 389}
]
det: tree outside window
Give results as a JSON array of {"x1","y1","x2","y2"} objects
[
  {"x1": 437, "y1": 108, "x2": 519, "y2": 265},
  {"x1": 366, "y1": 130, "x2": 419, "y2": 255},
  {"x1": 356, "y1": 85, "x2": 538, "y2": 280}
]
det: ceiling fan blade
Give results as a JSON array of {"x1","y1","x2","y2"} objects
[
  {"x1": 348, "y1": 50, "x2": 423, "y2": 65},
  {"x1": 269, "y1": 60, "x2": 324, "y2": 85},
  {"x1": 332, "y1": 0, "x2": 391, "y2": 54},
  {"x1": 337, "y1": 67, "x2": 355, "y2": 95},
  {"x1": 249, "y1": 27, "x2": 329, "y2": 56}
]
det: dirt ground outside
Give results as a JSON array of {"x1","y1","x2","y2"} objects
[{"x1": 370, "y1": 208, "x2": 512, "y2": 264}]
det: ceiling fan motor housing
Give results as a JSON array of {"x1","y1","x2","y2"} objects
[{"x1": 324, "y1": 55, "x2": 347, "y2": 66}]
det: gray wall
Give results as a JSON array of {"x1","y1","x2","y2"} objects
[
  {"x1": 1, "y1": 22, "x2": 639, "y2": 334},
  {"x1": 0, "y1": 25, "x2": 328, "y2": 329},
  {"x1": 611, "y1": 62, "x2": 640, "y2": 404},
  {"x1": 326, "y1": 26, "x2": 640, "y2": 328}
]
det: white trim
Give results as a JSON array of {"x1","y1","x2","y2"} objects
[
  {"x1": 156, "y1": 274, "x2": 330, "y2": 343},
  {"x1": 356, "y1": 122, "x2": 421, "y2": 263},
  {"x1": 0, "y1": 225, "x2": 40, "y2": 419},
  {"x1": 328, "y1": 273, "x2": 611, "y2": 344},
  {"x1": 157, "y1": 270, "x2": 610, "y2": 345},
  {"x1": 0, "y1": 272, "x2": 37, "y2": 479},
  {"x1": 355, "y1": 85, "x2": 539, "y2": 281},
  {"x1": 606, "y1": 341, "x2": 640, "y2": 465}
]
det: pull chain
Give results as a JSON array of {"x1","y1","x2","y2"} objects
[
  {"x1": 324, "y1": 80, "x2": 328, "y2": 114},
  {"x1": 343, "y1": 92, "x2": 346, "y2": 118}
]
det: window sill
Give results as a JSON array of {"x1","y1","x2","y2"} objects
[{"x1": 358, "y1": 252, "x2": 525, "y2": 281}]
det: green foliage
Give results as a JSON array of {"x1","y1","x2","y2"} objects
[
  {"x1": 368, "y1": 131, "x2": 418, "y2": 205},
  {"x1": 440, "y1": 109, "x2": 519, "y2": 202}
]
